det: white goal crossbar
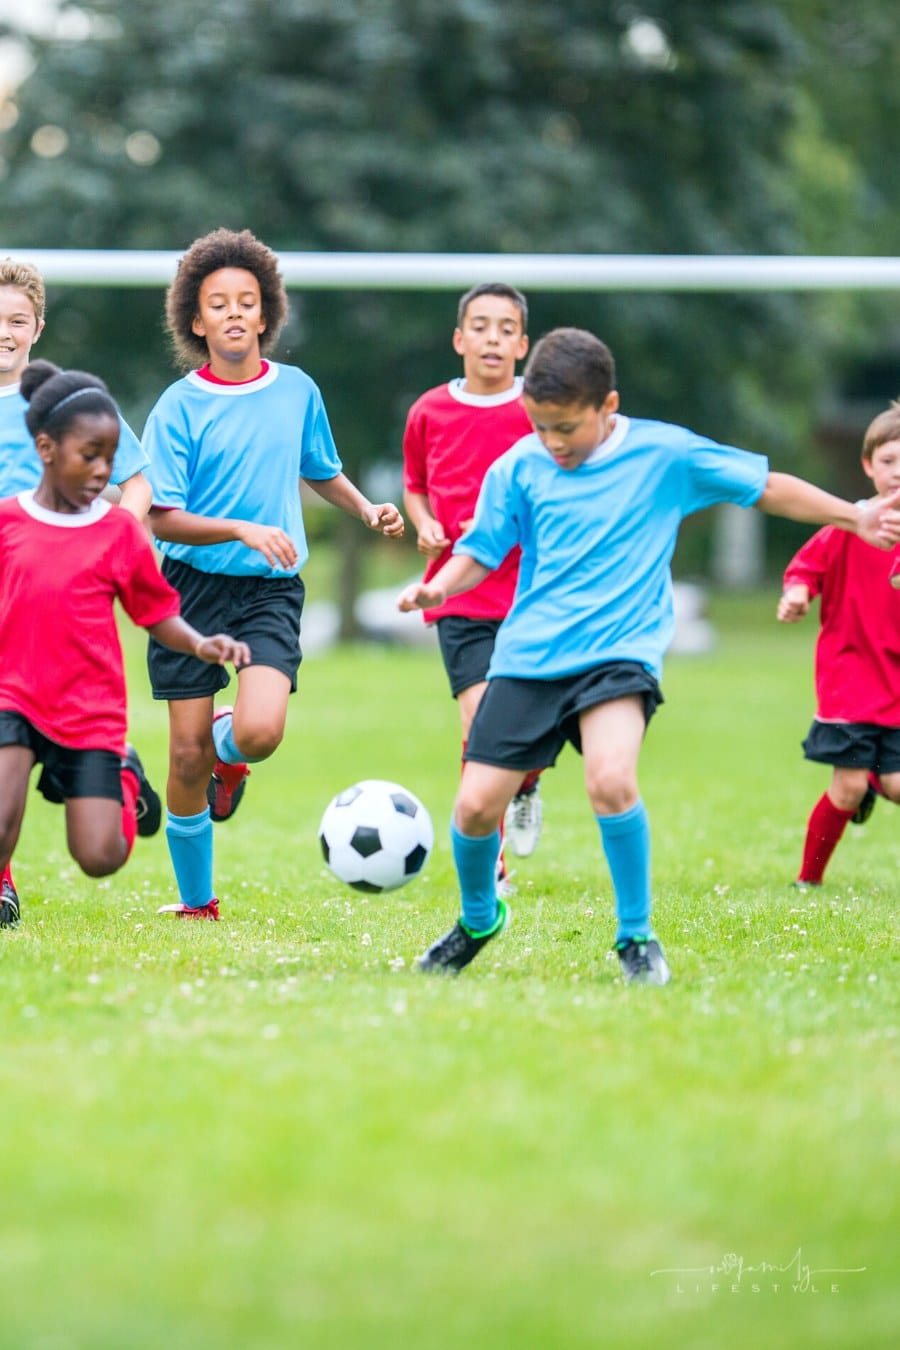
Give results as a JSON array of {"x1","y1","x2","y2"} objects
[{"x1": 5, "y1": 250, "x2": 900, "y2": 290}]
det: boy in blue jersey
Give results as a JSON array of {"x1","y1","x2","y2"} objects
[
  {"x1": 0, "y1": 259, "x2": 152, "y2": 516},
  {"x1": 398, "y1": 327, "x2": 900, "y2": 984},
  {"x1": 143, "y1": 228, "x2": 404, "y2": 920},
  {"x1": 0, "y1": 258, "x2": 154, "y2": 926}
]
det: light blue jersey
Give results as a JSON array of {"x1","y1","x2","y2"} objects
[
  {"x1": 0, "y1": 382, "x2": 148, "y2": 495},
  {"x1": 143, "y1": 362, "x2": 342, "y2": 577},
  {"x1": 455, "y1": 414, "x2": 769, "y2": 681}
]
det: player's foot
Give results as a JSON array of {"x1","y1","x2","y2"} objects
[
  {"x1": 851, "y1": 785, "x2": 877, "y2": 826},
  {"x1": 504, "y1": 782, "x2": 543, "y2": 857},
  {"x1": 0, "y1": 877, "x2": 20, "y2": 928},
  {"x1": 121, "y1": 744, "x2": 162, "y2": 837},
  {"x1": 207, "y1": 706, "x2": 250, "y2": 822},
  {"x1": 157, "y1": 898, "x2": 220, "y2": 920},
  {"x1": 418, "y1": 899, "x2": 510, "y2": 974},
  {"x1": 496, "y1": 861, "x2": 516, "y2": 899},
  {"x1": 615, "y1": 936, "x2": 671, "y2": 986},
  {"x1": 792, "y1": 879, "x2": 822, "y2": 889}
]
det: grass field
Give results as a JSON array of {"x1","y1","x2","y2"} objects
[{"x1": 1, "y1": 593, "x2": 897, "y2": 1349}]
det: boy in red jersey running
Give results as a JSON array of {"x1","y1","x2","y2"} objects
[
  {"x1": 0, "y1": 361, "x2": 249, "y2": 928},
  {"x1": 778, "y1": 403, "x2": 900, "y2": 885},
  {"x1": 402, "y1": 284, "x2": 543, "y2": 884}
]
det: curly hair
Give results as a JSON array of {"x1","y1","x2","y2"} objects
[
  {"x1": 165, "y1": 228, "x2": 289, "y2": 370},
  {"x1": 0, "y1": 257, "x2": 46, "y2": 323},
  {"x1": 20, "y1": 359, "x2": 116, "y2": 438}
]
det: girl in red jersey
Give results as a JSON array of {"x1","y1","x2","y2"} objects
[
  {"x1": 778, "y1": 403, "x2": 900, "y2": 885},
  {"x1": 0, "y1": 360, "x2": 249, "y2": 928}
]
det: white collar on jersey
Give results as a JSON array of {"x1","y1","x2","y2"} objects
[
  {"x1": 186, "y1": 363, "x2": 280, "y2": 396},
  {"x1": 448, "y1": 375, "x2": 524, "y2": 408},
  {"x1": 0, "y1": 382, "x2": 22, "y2": 399},
  {"x1": 582, "y1": 414, "x2": 630, "y2": 464},
  {"x1": 16, "y1": 488, "x2": 112, "y2": 527}
]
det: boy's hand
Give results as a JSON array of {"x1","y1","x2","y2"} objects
[
  {"x1": 195, "y1": 635, "x2": 252, "y2": 668},
  {"x1": 397, "y1": 580, "x2": 444, "y2": 612},
  {"x1": 858, "y1": 486, "x2": 900, "y2": 547},
  {"x1": 364, "y1": 502, "x2": 405, "y2": 538},
  {"x1": 777, "y1": 584, "x2": 811, "y2": 623},
  {"x1": 236, "y1": 522, "x2": 298, "y2": 569},
  {"x1": 416, "y1": 518, "x2": 449, "y2": 560}
]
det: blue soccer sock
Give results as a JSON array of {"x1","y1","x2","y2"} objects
[
  {"x1": 213, "y1": 710, "x2": 264, "y2": 765},
  {"x1": 597, "y1": 800, "x2": 654, "y2": 944},
  {"x1": 165, "y1": 808, "x2": 214, "y2": 907},
  {"x1": 451, "y1": 820, "x2": 502, "y2": 935}
]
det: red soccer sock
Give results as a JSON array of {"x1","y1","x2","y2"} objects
[
  {"x1": 798, "y1": 792, "x2": 854, "y2": 883},
  {"x1": 517, "y1": 768, "x2": 541, "y2": 795},
  {"x1": 119, "y1": 766, "x2": 139, "y2": 863},
  {"x1": 1, "y1": 861, "x2": 14, "y2": 889}
]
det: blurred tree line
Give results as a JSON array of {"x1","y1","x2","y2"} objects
[{"x1": 2, "y1": 0, "x2": 900, "y2": 611}]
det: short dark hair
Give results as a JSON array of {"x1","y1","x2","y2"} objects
[
  {"x1": 165, "y1": 227, "x2": 288, "y2": 370},
  {"x1": 523, "y1": 328, "x2": 616, "y2": 407},
  {"x1": 21, "y1": 359, "x2": 116, "y2": 438},
  {"x1": 457, "y1": 282, "x2": 528, "y2": 331},
  {"x1": 862, "y1": 401, "x2": 900, "y2": 462}
]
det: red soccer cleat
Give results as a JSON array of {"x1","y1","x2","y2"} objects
[
  {"x1": 157, "y1": 899, "x2": 220, "y2": 920},
  {"x1": 207, "y1": 706, "x2": 250, "y2": 822}
]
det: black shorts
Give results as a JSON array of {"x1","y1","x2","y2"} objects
[
  {"x1": 802, "y1": 719, "x2": 900, "y2": 772},
  {"x1": 436, "y1": 616, "x2": 503, "y2": 697},
  {"x1": 148, "y1": 558, "x2": 305, "y2": 700},
  {"x1": 0, "y1": 710, "x2": 123, "y2": 804},
  {"x1": 465, "y1": 661, "x2": 664, "y2": 771}
]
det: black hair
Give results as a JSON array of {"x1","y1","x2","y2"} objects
[
  {"x1": 523, "y1": 328, "x2": 616, "y2": 407},
  {"x1": 457, "y1": 282, "x2": 528, "y2": 331},
  {"x1": 166, "y1": 227, "x2": 288, "y2": 369},
  {"x1": 21, "y1": 359, "x2": 117, "y2": 439}
]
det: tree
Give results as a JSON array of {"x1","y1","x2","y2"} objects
[{"x1": 1, "y1": 1, "x2": 895, "y2": 608}]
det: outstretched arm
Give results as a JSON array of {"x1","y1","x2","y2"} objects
[
  {"x1": 307, "y1": 473, "x2": 405, "y2": 538},
  {"x1": 756, "y1": 473, "x2": 900, "y2": 548},
  {"x1": 397, "y1": 554, "x2": 490, "y2": 611}
]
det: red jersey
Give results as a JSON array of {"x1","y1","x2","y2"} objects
[
  {"x1": 0, "y1": 492, "x2": 181, "y2": 753},
  {"x1": 402, "y1": 378, "x2": 533, "y2": 622},
  {"x1": 784, "y1": 523, "x2": 900, "y2": 725}
]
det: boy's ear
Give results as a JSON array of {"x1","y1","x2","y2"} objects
[
  {"x1": 191, "y1": 313, "x2": 205, "y2": 338},
  {"x1": 451, "y1": 326, "x2": 465, "y2": 356}
]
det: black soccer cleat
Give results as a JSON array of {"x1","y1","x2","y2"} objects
[
  {"x1": 851, "y1": 786, "x2": 876, "y2": 826},
  {"x1": 616, "y1": 936, "x2": 671, "y2": 986},
  {"x1": 418, "y1": 899, "x2": 510, "y2": 974},
  {"x1": 1, "y1": 877, "x2": 20, "y2": 928},
  {"x1": 121, "y1": 744, "x2": 162, "y2": 838}
]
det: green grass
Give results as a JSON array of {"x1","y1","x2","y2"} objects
[{"x1": 1, "y1": 594, "x2": 897, "y2": 1349}]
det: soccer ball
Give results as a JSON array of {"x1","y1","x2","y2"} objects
[{"x1": 318, "y1": 779, "x2": 434, "y2": 893}]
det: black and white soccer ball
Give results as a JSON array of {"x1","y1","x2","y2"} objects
[{"x1": 318, "y1": 779, "x2": 434, "y2": 893}]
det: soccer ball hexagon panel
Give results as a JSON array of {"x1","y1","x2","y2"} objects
[{"x1": 318, "y1": 779, "x2": 434, "y2": 893}]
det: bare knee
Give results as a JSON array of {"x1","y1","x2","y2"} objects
[
  {"x1": 170, "y1": 735, "x2": 215, "y2": 791},
  {"x1": 585, "y1": 764, "x2": 638, "y2": 816},
  {"x1": 236, "y1": 722, "x2": 283, "y2": 762},
  {"x1": 72, "y1": 839, "x2": 125, "y2": 878},
  {"x1": 454, "y1": 787, "x2": 503, "y2": 836}
]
